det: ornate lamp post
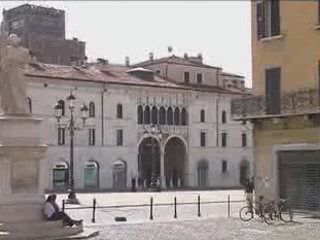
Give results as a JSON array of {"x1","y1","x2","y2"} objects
[
  {"x1": 54, "y1": 92, "x2": 88, "y2": 204},
  {"x1": 143, "y1": 124, "x2": 162, "y2": 192}
]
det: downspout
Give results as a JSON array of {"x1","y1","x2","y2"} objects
[
  {"x1": 216, "y1": 69, "x2": 220, "y2": 147},
  {"x1": 101, "y1": 84, "x2": 107, "y2": 146}
]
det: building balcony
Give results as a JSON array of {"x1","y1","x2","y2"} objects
[
  {"x1": 138, "y1": 125, "x2": 188, "y2": 140},
  {"x1": 231, "y1": 88, "x2": 320, "y2": 120}
]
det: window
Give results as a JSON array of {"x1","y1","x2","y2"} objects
[
  {"x1": 197, "y1": 73, "x2": 202, "y2": 84},
  {"x1": 200, "y1": 131, "x2": 206, "y2": 147},
  {"x1": 58, "y1": 128, "x2": 65, "y2": 145},
  {"x1": 27, "y1": 97, "x2": 32, "y2": 113},
  {"x1": 89, "y1": 129, "x2": 95, "y2": 146},
  {"x1": 257, "y1": 0, "x2": 280, "y2": 39},
  {"x1": 58, "y1": 99, "x2": 65, "y2": 116},
  {"x1": 184, "y1": 72, "x2": 190, "y2": 83},
  {"x1": 156, "y1": 70, "x2": 161, "y2": 74},
  {"x1": 137, "y1": 105, "x2": 143, "y2": 124},
  {"x1": 221, "y1": 132, "x2": 227, "y2": 147},
  {"x1": 117, "y1": 129, "x2": 123, "y2": 146},
  {"x1": 89, "y1": 102, "x2": 95, "y2": 117},
  {"x1": 200, "y1": 109, "x2": 205, "y2": 122},
  {"x1": 318, "y1": 0, "x2": 320, "y2": 24},
  {"x1": 9, "y1": 18, "x2": 24, "y2": 30},
  {"x1": 242, "y1": 133, "x2": 247, "y2": 147},
  {"x1": 265, "y1": 67, "x2": 281, "y2": 114},
  {"x1": 222, "y1": 111, "x2": 227, "y2": 124},
  {"x1": 222, "y1": 160, "x2": 228, "y2": 173},
  {"x1": 117, "y1": 104, "x2": 123, "y2": 119}
]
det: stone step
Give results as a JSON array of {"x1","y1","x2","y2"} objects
[{"x1": 0, "y1": 221, "x2": 83, "y2": 239}]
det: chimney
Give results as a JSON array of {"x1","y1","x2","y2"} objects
[
  {"x1": 125, "y1": 56, "x2": 130, "y2": 66},
  {"x1": 149, "y1": 52, "x2": 154, "y2": 62}
]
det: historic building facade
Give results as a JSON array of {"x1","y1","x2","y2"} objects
[
  {"x1": 24, "y1": 54, "x2": 253, "y2": 191},
  {"x1": 232, "y1": 0, "x2": 320, "y2": 211}
]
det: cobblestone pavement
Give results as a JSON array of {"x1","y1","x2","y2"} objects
[{"x1": 54, "y1": 191, "x2": 320, "y2": 240}]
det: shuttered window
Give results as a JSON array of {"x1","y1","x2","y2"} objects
[
  {"x1": 257, "y1": 0, "x2": 280, "y2": 39},
  {"x1": 200, "y1": 131, "x2": 206, "y2": 147},
  {"x1": 265, "y1": 67, "x2": 281, "y2": 114},
  {"x1": 318, "y1": 0, "x2": 320, "y2": 24},
  {"x1": 257, "y1": 0, "x2": 265, "y2": 39}
]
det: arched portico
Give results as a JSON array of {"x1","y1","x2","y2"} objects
[
  {"x1": 138, "y1": 137, "x2": 161, "y2": 188},
  {"x1": 164, "y1": 137, "x2": 187, "y2": 188}
]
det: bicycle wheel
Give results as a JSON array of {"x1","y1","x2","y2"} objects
[
  {"x1": 263, "y1": 204, "x2": 275, "y2": 225},
  {"x1": 239, "y1": 206, "x2": 253, "y2": 221},
  {"x1": 279, "y1": 203, "x2": 293, "y2": 223}
]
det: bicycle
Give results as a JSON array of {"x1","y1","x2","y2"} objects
[
  {"x1": 239, "y1": 197, "x2": 265, "y2": 222},
  {"x1": 263, "y1": 198, "x2": 293, "y2": 225}
]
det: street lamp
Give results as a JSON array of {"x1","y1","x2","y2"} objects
[
  {"x1": 54, "y1": 92, "x2": 88, "y2": 204},
  {"x1": 143, "y1": 124, "x2": 162, "y2": 192}
]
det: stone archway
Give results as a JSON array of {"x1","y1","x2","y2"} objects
[
  {"x1": 138, "y1": 137, "x2": 161, "y2": 188},
  {"x1": 164, "y1": 137, "x2": 187, "y2": 188}
]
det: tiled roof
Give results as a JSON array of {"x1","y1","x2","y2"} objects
[
  {"x1": 24, "y1": 62, "x2": 246, "y2": 95},
  {"x1": 220, "y1": 72, "x2": 244, "y2": 78},
  {"x1": 24, "y1": 63, "x2": 189, "y2": 89},
  {"x1": 133, "y1": 55, "x2": 222, "y2": 69}
]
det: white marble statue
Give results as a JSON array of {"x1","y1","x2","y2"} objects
[{"x1": 0, "y1": 34, "x2": 30, "y2": 114}]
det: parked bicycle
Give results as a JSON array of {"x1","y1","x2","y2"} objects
[
  {"x1": 263, "y1": 198, "x2": 293, "y2": 225},
  {"x1": 239, "y1": 196, "x2": 264, "y2": 222}
]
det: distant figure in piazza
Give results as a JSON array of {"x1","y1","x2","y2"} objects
[
  {"x1": 243, "y1": 178, "x2": 254, "y2": 207},
  {"x1": 0, "y1": 33, "x2": 30, "y2": 115},
  {"x1": 44, "y1": 194, "x2": 83, "y2": 227}
]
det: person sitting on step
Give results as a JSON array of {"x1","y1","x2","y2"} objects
[{"x1": 44, "y1": 194, "x2": 83, "y2": 227}]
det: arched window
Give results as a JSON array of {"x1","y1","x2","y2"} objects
[
  {"x1": 222, "y1": 111, "x2": 227, "y2": 124},
  {"x1": 137, "y1": 105, "x2": 143, "y2": 124},
  {"x1": 52, "y1": 161, "x2": 69, "y2": 190},
  {"x1": 89, "y1": 102, "x2": 95, "y2": 117},
  {"x1": 242, "y1": 133, "x2": 247, "y2": 147},
  {"x1": 167, "y1": 107, "x2": 173, "y2": 125},
  {"x1": 27, "y1": 97, "x2": 32, "y2": 113},
  {"x1": 144, "y1": 105, "x2": 150, "y2": 124},
  {"x1": 200, "y1": 109, "x2": 205, "y2": 122},
  {"x1": 112, "y1": 160, "x2": 127, "y2": 189},
  {"x1": 197, "y1": 160, "x2": 209, "y2": 189},
  {"x1": 58, "y1": 99, "x2": 65, "y2": 116},
  {"x1": 84, "y1": 161, "x2": 99, "y2": 188},
  {"x1": 174, "y1": 107, "x2": 180, "y2": 125},
  {"x1": 159, "y1": 106, "x2": 166, "y2": 125},
  {"x1": 151, "y1": 106, "x2": 158, "y2": 125},
  {"x1": 117, "y1": 104, "x2": 123, "y2": 119},
  {"x1": 181, "y1": 108, "x2": 188, "y2": 125}
]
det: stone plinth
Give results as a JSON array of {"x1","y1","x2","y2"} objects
[{"x1": 0, "y1": 114, "x2": 98, "y2": 239}]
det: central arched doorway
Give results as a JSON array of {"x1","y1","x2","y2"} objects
[
  {"x1": 138, "y1": 137, "x2": 160, "y2": 188},
  {"x1": 164, "y1": 137, "x2": 187, "y2": 188}
]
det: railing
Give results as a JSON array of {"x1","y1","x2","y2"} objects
[
  {"x1": 62, "y1": 195, "x2": 242, "y2": 223},
  {"x1": 231, "y1": 88, "x2": 320, "y2": 120},
  {"x1": 138, "y1": 125, "x2": 188, "y2": 137}
]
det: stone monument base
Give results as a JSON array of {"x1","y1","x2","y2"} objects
[{"x1": 0, "y1": 114, "x2": 98, "y2": 239}]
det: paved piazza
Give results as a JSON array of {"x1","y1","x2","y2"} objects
[{"x1": 55, "y1": 190, "x2": 320, "y2": 240}]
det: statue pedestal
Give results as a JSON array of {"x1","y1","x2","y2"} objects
[{"x1": 0, "y1": 114, "x2": 96, "y2": 239}]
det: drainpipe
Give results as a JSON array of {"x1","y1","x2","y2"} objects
[
  {"x1": 101, "y1": 85, "x2": 107, "y2": 146},
  {"x1": 216, "y1": 70, "x2": 220, "y2": 147}
]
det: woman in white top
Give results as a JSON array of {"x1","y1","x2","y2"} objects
[{"x1": 44, "y1": 194, "x2": 82, "y2": 227}]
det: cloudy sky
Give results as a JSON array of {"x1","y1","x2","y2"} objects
[{"x1": 0, "y1": 1, "x2": 252, "y2": 86}]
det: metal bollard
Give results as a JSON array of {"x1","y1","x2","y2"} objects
[
  {"x1": 62, "y1": 199, "x2": 65, "y2": 212},
  {"x1": 197, "y1": 195, "x2": 201, "y2": 217},
  {"x1": 174, "y1": 197, "x2": 177, "y2": 219},
  {"x1": 227, "y1": 195, "x2": 230, "y2": 218},
  {"x1": 149, "y1": 197, "x2": 153, "y2": 220},
  {"x1": 92, "y1": 198, "x2": 96, "y2": 223}
]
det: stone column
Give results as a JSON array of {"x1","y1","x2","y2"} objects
[{"x1": 160, "y1": 150, "x2": 166, "y2": 189}]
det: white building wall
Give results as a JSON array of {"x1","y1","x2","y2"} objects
[{"x1": 26, "y1": 73, "x2": 252, "y2": 191}]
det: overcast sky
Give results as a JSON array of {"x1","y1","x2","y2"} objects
[{"x1": 0, "y1": 1, "x2": 252, "y2": 86}]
